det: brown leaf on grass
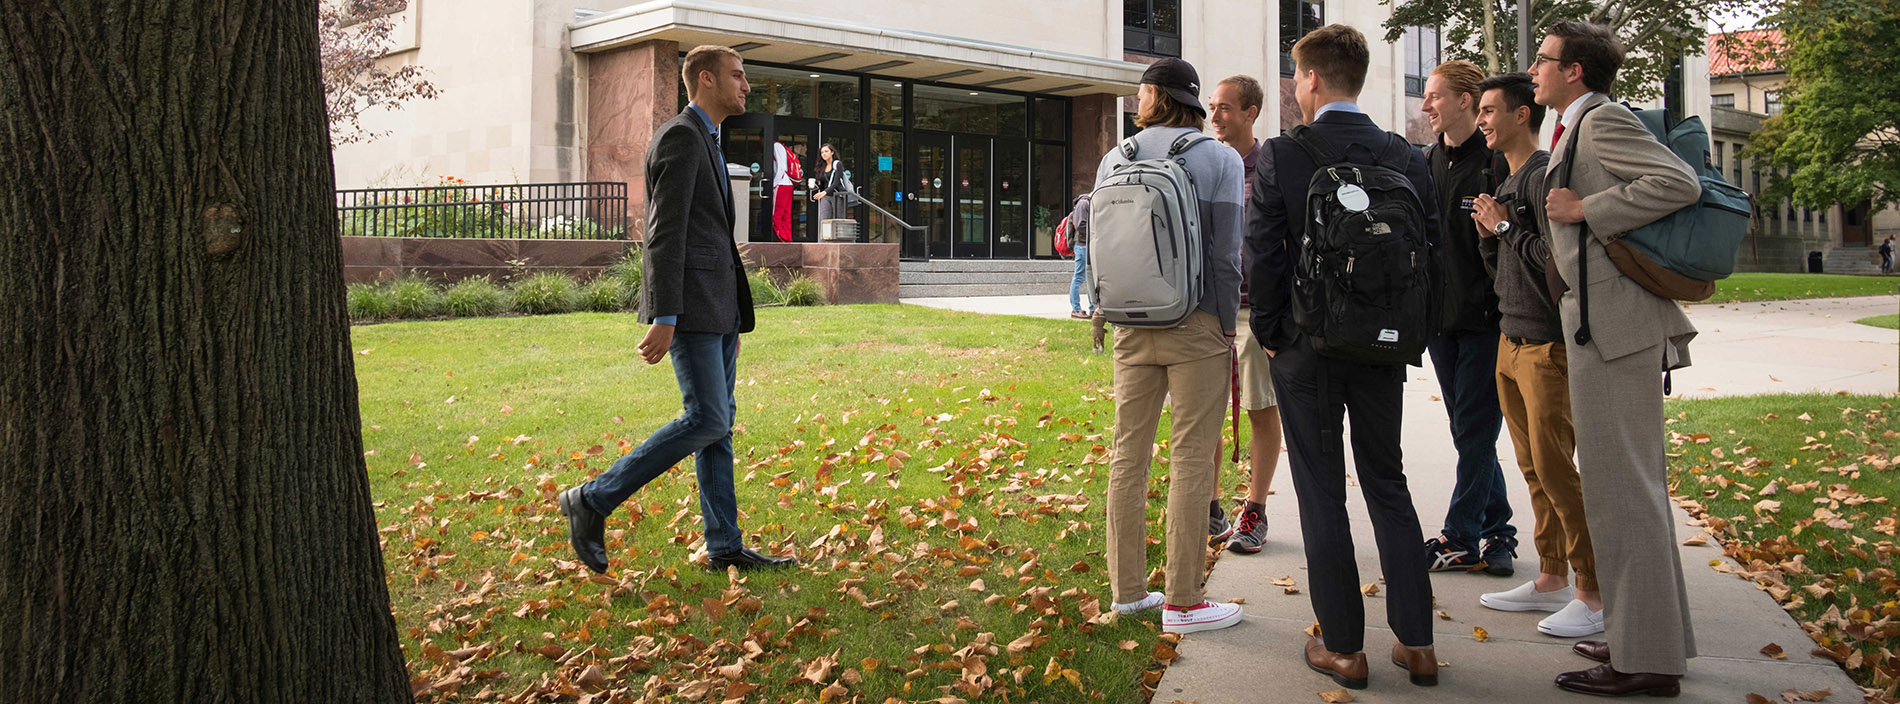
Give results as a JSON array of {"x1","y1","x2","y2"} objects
[
  {"x1": 1152, "y1": 641, "x2": 1179, "y2": 664},
  {"x1": 1472, "y1": 627, "x2": 1489, "y2": 642},
  {"x1": 702, "y1": 597, "x2": 728, "y2": 621},
  {"x1": 1780, "y1": 688, "x2": 1832, "y2": 702},
  {"x1": 1754, "y1": 499, "x2": 1782, "y2": 514},
  {"x1": 798, "y1": 651, "x2": 839, "y2": 685},
  {"x1": 1760, "y1": 642, "x2": 1787, "y2": 660},
  {"x1": 819, "y1": 683, "x2": 850, "y2": 702},
  {"x1": 715, "y1": 663, "x2": 746, "y2": 680},
  {"x1": 1117, "y1": 640, "x2": 1139, "y2": 650},
  {"x1": 1006, "y1": 631, "x2": 1044, "y2": 654},
  {"x1": 533, "y1": 643, "x2": 567, "y2": 660},
  {"x1": 576, "y1": 665, "x2": 606, "y2": 691},
  {"x1": 1069, "y1": 561, "x2": 1091, "y2": 573},
  {"x1": 1318, "y1": 689, "x2": 1357, "y2": 702},
  {"x1": 968, "y1": 578, "x2": 987, "y2": 591}
]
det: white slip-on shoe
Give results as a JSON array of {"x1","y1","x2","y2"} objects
[
  {"x1": 1111, "y1": 591, "x2": 1165, "y2": 614},
  {"x1": 1162, "y1": 600, "x2": 1243, "y2": 634},
  {"x1": 1479, "y1": 580, "x2": 1576, "y2": 613},
  {"x1": 1538, "y1": 599, "x2": 1606, "y2": 637}
]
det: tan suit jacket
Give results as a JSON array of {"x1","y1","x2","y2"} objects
[{"x1": 1545, "y1": 93, "x2": 1700, "y2": 366}]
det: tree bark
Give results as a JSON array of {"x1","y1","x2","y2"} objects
[{"x1": 0, "y1": 2, "x2": 412, "y2": 702}]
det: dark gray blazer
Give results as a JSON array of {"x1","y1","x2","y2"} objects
[{"x1": 639, "y1": 108, "x2": 755, "y2": 334}]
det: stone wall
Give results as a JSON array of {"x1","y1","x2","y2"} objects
[{"x1": 739, "y1": 242, "x2": 901, "y2": 304}]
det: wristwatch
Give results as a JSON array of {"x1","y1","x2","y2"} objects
[{"x1": 1492, "y1": 220, "x2": 1513, "y2": 236}]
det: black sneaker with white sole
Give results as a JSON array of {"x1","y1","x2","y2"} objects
[
  {"x1": 1208, "y1": 500, "x2": 1234, "y2": 546},
  {"x1": 1424, "y1": 536, "x2": 1482, "y2": 572},
  {"x1": 1480, "y1": 536, "x2": 1518, "y2": 577}
]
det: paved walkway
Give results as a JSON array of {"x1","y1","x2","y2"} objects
[{"x1": 905, "y1": 293, "x2": 1898, "y2": 702}]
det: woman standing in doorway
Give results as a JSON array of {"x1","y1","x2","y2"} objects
[{"x1": 812, "y1": 143, "x2": 854, "y2": 223}]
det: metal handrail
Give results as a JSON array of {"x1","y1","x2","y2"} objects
[{"x1": 851, "y1": 187, "x2": 924, "y2": 232}]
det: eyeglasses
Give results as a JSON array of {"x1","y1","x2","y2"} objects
[{"x1": 1531, "y1": 53, "x2": 1569, "y2": 68}]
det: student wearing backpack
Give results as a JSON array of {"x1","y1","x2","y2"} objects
[
  {"x1": 1532, "y1": 21, "x2": 1701, "y2": 696},
  {"x1": 1067, "y1": 194, "x2": 1093, "y2": 318},
  {"x1": 1468, "y1": 72, "x2": 1602, "y2": 639},
  {"x1": 1097, "y1": 57, "x2": 1246, "y2": 635},
  {"x1": 1419, "y1": 60, "x2": 1519, "y2": 576},
  {"x1": 1248, "y1": 24, "x2": 1440, "y2": 689}
]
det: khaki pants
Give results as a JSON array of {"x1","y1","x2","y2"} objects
[
  {"x1": 1106, "y1": 311, "x2": 1231, "y2": 608},
  {"x1": 1495, "y1": 336, "x2": 1596, "y2": 592}
]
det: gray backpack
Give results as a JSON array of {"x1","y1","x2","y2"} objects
[{"x1": 1087, "y1": 133, "x2": 1212, "y2": 327}]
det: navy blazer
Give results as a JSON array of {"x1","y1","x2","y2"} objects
[
  {"x1": 1245, "y1": 109, "x2": 1440, "y2": 352},
  {"x1": 640, "y1": 108, "x2": 755, "y2": 335}
]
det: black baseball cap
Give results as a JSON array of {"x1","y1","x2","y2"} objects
[{"x1": 1141, "y1": 58, "x2": 1206, "y2": 116}]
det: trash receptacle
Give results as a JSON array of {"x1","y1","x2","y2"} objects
[
  {"x1": 1808, "y1": 251, "x2": 1824, "y2": 273},
  {"x1": 819, "y1": 219, "x2": 860, "y2": 242}
]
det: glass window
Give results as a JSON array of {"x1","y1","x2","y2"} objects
[
  {"x1": 914, "y1": 84, "x2": 1026, "y2": 136},
  {"x1": 864, "y1": 129, "x2": 905, "y2": 244},
  {"x1": 997, "y1": 140, "x2": 1029, "y2": 247},
  {"x1": 1714, "y1": 141, "x2": 1724, "y2": 172},
  {"x1": 1125, "y1": 0, "x2": 1181, "y2": 57},
  {"x1": 1033, "y1": 143, "x2": 1069, "y2": 257},
  {"x1": 1403, "y1": 26, "x2": 1439, "y2": 96},
  {"x1": 1281, "y1": 1, "x2": 1326, "y2": 75},
  {"x1": 744, "y1": 65, "x2": 860, "y2": 121},
  {"x1": 1764, "y1": 90, "x2": 1783, "y2": 115},
  {"x1": 871, "y1": 80, "x2": 903, "y2": 127},
  {"x1": 1733, "y1": 146, "x2": 1744, "y2": 184},
  {"x1": 1033, "y1": 98, "x2": 1068, "y2": 141},
  {"x1": 1712, "y1": 93, "x2": 1735, "y2": 109}
]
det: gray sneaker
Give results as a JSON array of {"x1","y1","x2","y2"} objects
[
  {"x1": 1208, "y1": 500, "x2": 1234, "y2": 546},
  {"x1": 1225, "y1": 504, "x2": 1268, "y2": 553}
]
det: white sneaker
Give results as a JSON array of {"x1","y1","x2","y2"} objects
[
  {"x1": 1162, "y1": 599, "x2": 1243, "y2": 634},
  {"x1": 1479, "y1": 581, "x2": 1576, "y2": 613},
  {"x1": 1538, "y1": 599, "x2": 1606, "y2": 637},
  {"x1": 1111, "y1": 591, "x2": 1165, "y2": 614}
]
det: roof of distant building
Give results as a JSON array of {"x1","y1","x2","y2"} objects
[{"x1": 1708, "y1": 28, "x2": 1786, "y2": 76}]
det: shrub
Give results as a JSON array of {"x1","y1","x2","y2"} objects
[
  {"x1": 346, "y1": 283, "x2": 394, "y2": 321},
  {"x1": 444, "y1": 276, "x2": 510, "y2": 317},
  {"x1": 747, "y1": 269, "x2": 784, "y2": 306},
  {"x1": 509, "y1": 271, "x2": 580, "y2": 315},
  {"x1": 388, "y1": 274, "x2": 445, "y2": 318},
  {"x1": 605, "y1": 247, "x2": 643, "y2": 307},
  {"x1": 579, "y1": 276, "x2": 625, "y2": 312},
  {"x1": 782, "y1": 275, "x2": 825, "y2": 306}
]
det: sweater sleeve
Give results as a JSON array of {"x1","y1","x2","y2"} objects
[{"x1": 1208, "y1": 147, "x2": 1245, "y2": 332}]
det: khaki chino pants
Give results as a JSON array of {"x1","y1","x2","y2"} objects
[
  {"x1": 1106, "y1": 311, "x2": 1230, "y2": 608},
  {"x1": 1495, "y1": 336, "x2": 1596, "y2": 591}
]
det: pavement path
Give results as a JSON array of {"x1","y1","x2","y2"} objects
[{"x1": 904, "y1": 293, "x2": 1899, "y2": 703}]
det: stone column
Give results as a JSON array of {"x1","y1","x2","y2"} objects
[
  {"x1": 586, "y1": 39, "x2": 680, "y2": 240},
  {"x1": 1070, "y1": 93, "x2": 1118, "y2": 198}
]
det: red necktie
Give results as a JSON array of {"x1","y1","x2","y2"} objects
[{"x1": 1551, "y1": 123, "x2": 1565, "y2": 150}]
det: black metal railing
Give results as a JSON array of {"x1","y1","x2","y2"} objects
[{"x1": 336, "y1": 181, "x2": 628, "y2": 240}]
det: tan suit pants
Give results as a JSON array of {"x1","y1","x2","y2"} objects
[
  {"x1": 1495, "y1": 336, "x2": 1596, "y2": 591},
  {"x1": 1106, "y1": 311, "x2": 1230, "y2": 608}
]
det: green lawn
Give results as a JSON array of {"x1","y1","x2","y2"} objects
[
  {"x1": 1857, "y1": 314, "x2": 1899, "y2": 330},
  {"x1": 1665, "y1": 393, "x2": 1900, "y2": 691},
  {"x1": 1708, "y1": 273, "x2": 1900, "y2": 304},
  {"x1": 357, "y1": 306, "x2": 1220, "y2": 703}
]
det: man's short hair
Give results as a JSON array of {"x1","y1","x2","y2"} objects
[
  {"x1": 1545, "y1": 21, "x2": 1624, "y2": 94},
  {"x1": 1218, "y1": 75, "x2": 1265, "y2": 111},
  {"x1": 681, "y1": 45, "x2": 742, "y2": 100},
  {"x1": 1291, "y1": 24, "x2": 1370, "y2": 96},
  {"x1": 1136, "y1": 87, "x2": 1207, "y2": 131},
  {"x1": 1476, "y1": 72, "x2": 1547, "y2": 131},
  {"x1": 1430, "y1": 60, "x2": 1485, "y2": 114}
]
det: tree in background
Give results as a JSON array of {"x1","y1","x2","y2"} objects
[
  {"x1": 322, "y1": 0, "x2": 439, "y2": 145},
  {"x1": 0, "y1": 1, "x2": 413, "y2": 701},
  {"x1": 1382, "y1": 0, "x2": 1769, "y2": 101},
  {"x1": 1741, "y1": 0, "x2": 1900, "y2": 213}
]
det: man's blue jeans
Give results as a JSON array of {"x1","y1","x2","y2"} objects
[
  {"x1": 1428, "y1": 331, "x2": 1516, "y2": 547},
  {"x1": 583, "y1": 329, "x2": 743, "y2": 557},
  {"x1": 1070, "y1": 243, "x2": 1091, "y2": 313}
]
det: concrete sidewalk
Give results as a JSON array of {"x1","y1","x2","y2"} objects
[{"x1": 907, "y1": 293, "x2": 1898, "y2": 702}]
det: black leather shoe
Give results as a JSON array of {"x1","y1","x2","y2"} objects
[
  {"x1": 709, "y1": 547, "x2": 797, "y2": 571},
  {"x1": 1574, "y1": 640, "x2": 1611, "y2": 663},
  {"x1": 557, "y1": 486, "x2": 609, "y2": 573},
  {"x1": 1555, "y1": 663, "x2": 1680, "y2": 697}
]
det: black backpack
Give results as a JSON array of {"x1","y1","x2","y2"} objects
[{"x1": 1286, "y1": 126, "x2": 1440, "y2": 365}]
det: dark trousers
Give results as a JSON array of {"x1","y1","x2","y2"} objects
[
  {"x1": 583, "y1": 329, "x2": 744, "y2": 556},
  {"x1": 1427, "y1": 331, "x2": 1516, "y2": 546},
  {"x1": 1271, "y1": 338, "x2": 1434, "y2": 652}
]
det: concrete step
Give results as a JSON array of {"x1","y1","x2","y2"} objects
[
  {"x1": 1823, "y1": 246, "x2": 1884, "y2": 276},
  {"x1": 899, "y1": 281, "x2": 1069, "y2": 298},
  {"x1": 901, "y1": 259, "x2": 1074, "y2": 274},
  {"x1": 899, "y1": 271, "x2": 1072, "y2": 286}
]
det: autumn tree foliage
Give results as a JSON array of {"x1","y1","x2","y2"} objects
[
  {"x1": 1, "y1": 1, "x2": 413, "y2": 701},
  {"x1": 322, "y1": 0, "x2": 439, "y2": 145}
]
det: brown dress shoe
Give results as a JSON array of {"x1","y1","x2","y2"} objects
[
  {"x1": 1555, "y1": 663, "x2": 1681, "y2": 697},
  {"x1": 1573, "y1": 640, "x2": 1610, "y2": 663},
  {"x1": 1391, "y1": 643, "x2": 1439, "y2": 686},
  {"x1": 1305, "y1": 637, "x2": 1368, "y2": 689}
]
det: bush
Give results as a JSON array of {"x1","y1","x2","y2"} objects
[
  {"x1": 388, "y1": 274, "x2": 445, "y2": 318},
  {"x1": 509, "y1": 272, "x2": 580, "y2": 315},
  {"x1": 605, "y1": 247, "x2": 643, "y2": 307},
  {"x1": 346, "y1": 283, "x2": 394, "y2": 321},
  {"x1": 444, "y1": 276, "x2": 510, "y2": 317},
  {"x1": 579, "y1": 276, "x2": 625, "y2": 312},
  {"x1": 782, "y1": 275, "x2": 825, "y2": 306},
  {"x1": 747, "y1": 269, "x2": 784, "y2": 306}
]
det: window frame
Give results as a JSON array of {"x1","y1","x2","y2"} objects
[
  {"x1": 1403, "y1": 25, "x2": 1440, "y2": 97},
  {"x1": 1124, "y1": 0, "x2": 1182, "y2": 58},
  {"x1": 1279, "y1": 0, "x2": 1327, "y2": 77}
]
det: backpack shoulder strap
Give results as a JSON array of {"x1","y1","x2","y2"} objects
[
  {"x1": 1286, "y1": 124, "x2": 1344, "y2": 168},
  {"x1": 1378, "y1": 132, "x2": 1415, "y2": 169},
  {"x1": 1558, "y1": 101, "x2": 1608, "y2": 188},
  {"x1": 1168, "y1": 133, "x2": 1214, "y2": 158},
  {"x1": 1118, "y1": 136, "x2": 1141, "y2": 161}
]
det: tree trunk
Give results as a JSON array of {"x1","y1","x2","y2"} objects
[{"x1": 0, "y1": 2, "x2": 412, "y2": 702}]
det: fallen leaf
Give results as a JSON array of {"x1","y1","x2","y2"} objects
[
  {"x1": 1318, "y1": 689, "x2": 1357, "y2": 702},
  {"x1": 1360, "y1": 583, "x2": 1379, "y2": 596},
  {"x1": 1780, "y1": 687, "x2": 1833, "y2": 702},
  {"x1": 1746, "y1": 695, "x2": 1773, "y2": 704},
  {"x1": 1472, "y1": 627, "x2": 1489, "y2": 642},
  {"x1": 1682, "y1": 535, "x2": 1708, "y2": 547},
  {"x1": 1760, "y1": 643, "x2": 1787, "y2": 660}
]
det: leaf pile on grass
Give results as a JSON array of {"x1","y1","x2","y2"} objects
[
  {"x1": 357, "y1": 307, "x2": 1196, "y2": 704},
  {"x1": 1667, "y1": 393, "x2": 1900, "y2": 701}
]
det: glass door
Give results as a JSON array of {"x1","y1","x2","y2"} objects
[
  {"x1": 913, "y1": 133, "x2": 952, "y2": 259},
  {"x1": 815, "y1": 121, "x2": 862, "y2": 233},
  {"x1": 720, "y1": 123, "x2": 766, "y2": 241},
  {"x1": 953, "y1": 137, "x2": 991, "y2": 258},
  {"x1": 993, "y1": 139, "x2": 1029, "y2": 258},
  {"x1": 771, "y1": 118, "x2": 819, "y2": 242}
]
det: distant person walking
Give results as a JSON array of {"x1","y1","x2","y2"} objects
[
  {"x1": 1880, "y1": 236, "x2": 1893, "y2": 274},
  {"x1": 1067, "y1": 194, "x2": 1093, "y2": 318}
]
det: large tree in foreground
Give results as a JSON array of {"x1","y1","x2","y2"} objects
[{"x1": 0, "y1": 2, "x2": 413, "y2": 702}]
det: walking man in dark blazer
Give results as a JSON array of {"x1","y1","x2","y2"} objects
[
  {"x1": 558, "y1": 45, "x2": 796, "y2": 574},
  {"x1": 1533, "y1": 21, "x2": 1700, "y2": 695},
  {"x1": 1249, "y1": 24, "x2": 1440, "y2": 690}
]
